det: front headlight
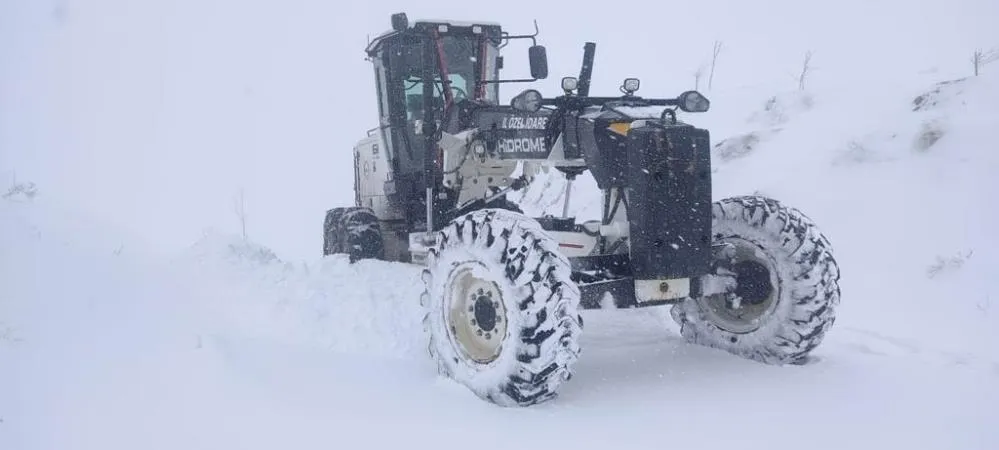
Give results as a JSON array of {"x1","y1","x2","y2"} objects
[
  {"x1": 622, "y1": 78, "x2": 640, "y2": 94},
  {"x1": 561, "y1": 77, "x2": 579, "y2": 92},
  {"x1": 678, "y1": 90, "x2": 710, "y2": 113},
  {"x1": 471, "y1": 139, "x2": 487, "y2": 158},
  {"x1": 511, "y1": 89, "x2": 543, "y2": 112}
]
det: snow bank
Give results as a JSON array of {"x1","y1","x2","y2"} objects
[
  {"x1": 6, "y1": 186, "x2": 996, "y2": 450},
  {"x1": 177, "y1": 230, "x2": 426, "y2": 359},
  {"x1": 0, "y1": 187, "x2": 212, "y2": 450},
  {"x1": 0, "y1": 185, "x2": 432, "y2": 450}
]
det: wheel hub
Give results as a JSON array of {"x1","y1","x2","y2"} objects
[
  {"x1": 699, "y1": 238, "x2": 781, "y2": 334},
  {"x1": 732, "y1": 260, "x2": 772, "y2": 306},
  {"x1": 473, "y1": 294, "x2": 498, "y2": 332},
  {"x1": 445, "y1": 265, "x2": 508, "y2": 364}
]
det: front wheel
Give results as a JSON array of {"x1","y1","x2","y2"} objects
[
  {"x1": 421, "y1": 209, "x2": 583, "y2": 407},
  {"x1": 671, "y1": 196, "x2": 841, "y2": 364}
]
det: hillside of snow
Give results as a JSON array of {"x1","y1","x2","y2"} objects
[
  {"x1": 4, "y1": 0, "x2": 998, "y2": 261},
  {"x1": 514, "y1": 73, "x2": 999, "y2": 357},
  {"x1": 4, "y1": 0, "x2": 999, "y2": 449}
]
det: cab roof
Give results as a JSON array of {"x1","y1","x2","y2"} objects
[{"x1": 365, "y1": 19, "x2": 504, "y2": 56}]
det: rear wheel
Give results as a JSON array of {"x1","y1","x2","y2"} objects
[
  {"x1": 323, "y1": 207, "x2": 347, "y2": 256},
  {"x1": 322, "y1": 207, "x2": 383, "y2": 262},
  {"x1": 421, "y1": 208, "x2": 582, "y2": 407},
  {"x1": 671, "y1": 196, "x2": 841, "y2": 364}
]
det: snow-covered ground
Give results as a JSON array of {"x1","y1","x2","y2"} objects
[
  {"x1": 3, "y1": 1, "x2": 999, "y2": 449},
  {"x1": 4, "y1": 73, "x2": 998, "y2": 450}
]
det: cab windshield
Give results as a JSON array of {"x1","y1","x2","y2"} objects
[{"x1": 393, "y1": 34, "x2": 499, "y2": 121}]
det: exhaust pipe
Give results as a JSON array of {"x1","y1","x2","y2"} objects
[{"x1": 577, "y1": 42, "x2": 596, "y2": 97}]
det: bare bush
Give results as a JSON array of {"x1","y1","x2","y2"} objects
[
  {"x1": 834, "y1": 140, "x2": 876, "y2": 165},
  {"x1": 914, "y1": 119, "x2": 945, "y2": 152},
  {"x1": 3, "y1": 172, "x2": 38, "y2": 201},
  {"x1": 693, "y1": 64, "x2": 706, "y2": 90},
  {"x1": 708, "y1": 40, "x2": 723, "y2": 90},
  {"x1": 972, "y1": 48, "x2": 999, "y2": 76},
  {"x1": 713, "y1": 129, "x2": 780, "y2": 162},
  {"x1": 977, "y1": 296, "x2": 991, "y2": 316},
  {"x1": 927, "y1": 250, "x2": 973, "y2": 278},
  {"x1": 233, "y1": 189, "x2": 248, "y2": 241},
  {"x1": 912, "y1": 78, "x2": 968, "y2": 111},
  {"x1": 0, "y1": 322, "x2": 21, "y2": 344},
  {"x1": 798, "y1": 50, "x2": 814, "y2": 90}
]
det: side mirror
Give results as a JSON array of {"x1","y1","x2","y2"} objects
[
  {"x1": 528, "y1": 45, "x2": 548, "y2": 80},
  {"x1": 677, "y1": 90, "x2": 710, "y2": 113}
]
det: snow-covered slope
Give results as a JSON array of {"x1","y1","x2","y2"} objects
[
  {"x1": 3, "y1": 71, "x2": 998, "y2": 449},
  {"x1": 4, "y1": 0, "x2": 998, "y2": 261},
  {"x1": 515, "y1": 72, "x2": 999, "y2": 360}
]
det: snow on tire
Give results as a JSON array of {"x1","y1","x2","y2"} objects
[
  {"x1": 421, "y1": 208, "x2": 582, "y2": 407},
  {"x1": 323, "y1": 207, "x2": 383, "y2": 262},
  {"x1": 341, "y1": 207, "x2": 383, "y2": 262},
  {"x1": 322, "y1": 207, "x2": 347, "y2": 256},
  {"x1": 671, "y1": 195, "x2": 841, "y2": 365}
]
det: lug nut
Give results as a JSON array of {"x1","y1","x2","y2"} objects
[
  {"x1": 476, "y1": 330, "x2": 483, "y2": 336},
  {"x1": 485, "y1": 333, "x2": 492, "y2": 340}
]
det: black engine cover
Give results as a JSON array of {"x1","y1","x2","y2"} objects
[{"x1": 626, "y1": 124, "x2": 713, "y2": 280}]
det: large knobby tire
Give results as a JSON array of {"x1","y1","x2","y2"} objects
[
  {"x1": 421, "y1": 208, "x2": 583, "y2": 407},
  {"x1": 489, "y1": 198, "x2": 523, "y2": 214},
  {"x1": 342, "y1": 207, "x2": 384, "y2": 262},
  {"x1": 323, "y1": 207, "x2": 348, "y2": 256},
  {"x1": 323, "y1": 207, "x2": 383, "y2": 262},
  {"x1": 670, "y1": 196, "x2": 841, "y2": 364}
]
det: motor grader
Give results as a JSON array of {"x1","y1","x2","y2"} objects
[{"x1": 323, "y1": 12, "x2": 841, "y2": 407}]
